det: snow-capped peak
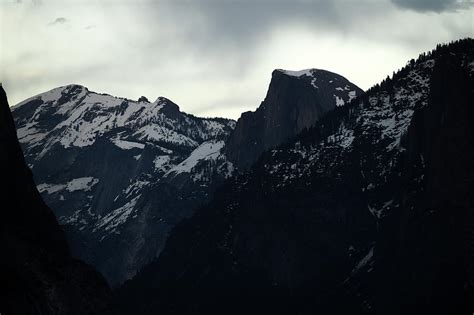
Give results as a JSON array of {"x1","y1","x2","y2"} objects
[
  {"x1": 272, "y1": 68, "x2": 363, "y2": 106},
  {"x1": 13, "y1": 85, "x2": 234, "y2": 153},
  {"x1": 276, "y1": 68, "x2": 319, "y2": 77}
]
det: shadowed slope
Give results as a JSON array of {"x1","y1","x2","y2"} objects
[{"x1": 0, "y1": 86, "x2": 111, "y2": 315}]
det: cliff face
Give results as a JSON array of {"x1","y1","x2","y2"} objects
[
  {"x1": 226, "y1": 69, "x2": 363, "y2": 169},
  {"x1": 0, "y1": 86, "x2": 111, "y2": 315}
]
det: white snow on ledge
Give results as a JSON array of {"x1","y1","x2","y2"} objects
[
  {"x1": 66, "y1": 177, "x2": 99, "y2": 192},
  {"x1": 96, "y1": 195, "x2": 140, "y2": 232},
  {"x1": 112, "y1": 138, "x2": 145, "y2": 150},
  {"x1": 154, "y1": 155, "x2": 171, "y2": 171},
  {"x1": 165, "y1": 140, "x2": 225, "y2": 176},
  {"x1": 37, "y1": 177, "x2": 99, "y2": 194},
  {"x1": 334, "y1": 95, "x2": 345, "y2": 107},
  {"x1": 277, "y1": 69, "x2": 315, "y2": 77},
  {"x1": 37, "y1": 183, "x2": 67, "y2": 194}
]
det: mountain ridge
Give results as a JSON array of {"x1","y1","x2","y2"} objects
[
  {"x1": 13, "y1": 66, "x2": 362, "y2": 286},
  {"x1": 113, "y1": 38, "x2": 474, "y2": 315}
]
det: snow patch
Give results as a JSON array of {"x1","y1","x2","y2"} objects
[
  {"x1": 66, "y1": 177, "x2": 99, "y2": 192},
  {"x1": 41, "y1": 86, "x2": 67, "y2": 103},
  {"x1": 37, "y1": 183, "x2": 67, "y2": 194},
  {"x1": 95, "y1": 195, "x2": 140, "y2": 232},
  {"x1": 334, "y1": 95, "x2": 345, "y2": 107},
  {"x1": 278, "y1": 69, "x2": 314, "y2": 77},
  {"x1": 38, "y1": 177, "x2": 99, "y2": 194},
  {"x1": 112, "y1": 138, "x2": 145, "y2": 150},
  {"x1": 134, "y1": 125, "x2": 198, "y2": 147},
  {"x1": 153, "y1": 155, "x2": 171, "y2": 171},
  {"x1": 123, "y1": 179, "x2": 150, "y2": 197},
  {"x1": 16, "y1": 123, "x2": 47, "y2": 147},
  {"x1": 165, "y1": 140, "x2": 225, "y2": 176},
  {"x1": 348, "y1": 90, "x2": 357, "y2": 102},
  {"x1": 218, "y1": 161, "x2": 235, "y2": 179}
]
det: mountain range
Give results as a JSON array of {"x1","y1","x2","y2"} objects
[
  {"x1": 12, "y1": 67, "x2": 361, "y2": 286},
  {"x1": 2, "y1": 38, "x2": 473, "y2": 314}
]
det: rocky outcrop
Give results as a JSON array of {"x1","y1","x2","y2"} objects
[
  {"x1": 0, "y1": 86, "x2": 111, "y2": 315},
  {"x1": 226, "y1": 69, "x2": 363, "y2": 169}
]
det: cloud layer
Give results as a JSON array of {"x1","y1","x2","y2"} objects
[
  {"x1": 1, "y1": 0, "x2": 473, "y2": 119},
  {"x1": 391, "y1": 0, "x2": 473, "y2": 12}
]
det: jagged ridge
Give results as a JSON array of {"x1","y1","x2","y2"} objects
[{"x1": 12, "y1": 85, "x2": 236, "y2": 286}]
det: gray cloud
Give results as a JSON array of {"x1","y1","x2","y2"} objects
[
  {"x1": 391, "y1": 0, "x2": 473, "y2": 12},
  {"x1": 2, "y1": 0, "x2": 473, "y2": 118},
  {"x1": 47, "y1": 17, "x2": 68, "y2": 26},
  {"x1": 139, "y1": 0, "x2": 467, "y2": 70},
  {"x1": 133, "y1": 0, "x2": 396, "y2": 80},
  {"x1": 144, "y1": 1, "x2": 358, "y2": 52},
  {"x1": 17, "y1": 0, "x2": 42, "y2": 5}
]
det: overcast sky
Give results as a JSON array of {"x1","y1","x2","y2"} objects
[{"x1": 1, "y1": 0, "x2": 473, "y2": 119}]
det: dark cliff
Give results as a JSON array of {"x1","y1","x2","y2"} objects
[
  {"x1": 0, "y1": 86, "x2": 111, "y2": 315},
  {"x1": 226, "y1": 68, "x2": 363, "y2": 169},
  {"x1": 366, "y1": 43, "x2": 474, "y2": 315}
]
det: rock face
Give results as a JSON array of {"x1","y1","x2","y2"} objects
[
  {"x1": 226, "y1": 68, "x2": 363, "y2": 169},
  {"x1": 0, "y1": 86, "x2": 111, "y2": 315},
  {"x1": 12, "y1": 87, "x2": 235, "y2": 286},
  {"x1": 113, "y1": 39, "x2": 474, "y2": 315}
]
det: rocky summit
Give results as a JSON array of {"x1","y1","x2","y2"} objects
[{"x1": 226, "y1": 68, "x2": 363, "y2": 169}]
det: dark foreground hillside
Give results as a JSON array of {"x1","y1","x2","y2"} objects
[
  {"x1": 114, "y1": 39, "x2": 474, "y2": 315},
  {"x1": 0, "y1": 86, "x2": 111, "y2": 315}
]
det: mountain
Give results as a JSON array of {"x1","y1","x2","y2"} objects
[
  {"x1": 0, "y1": 86, "x2": 111, "y2": 314},
  {"x1": 113, "y1": 39, "x2": 474, "y2": 315},
  {"x1": 12, "y1": 86, "x2": 235, "y2": 286},
  {"x1": 13, "y1": 68, "x2": 362, "y2": 287},
  {"x1": 226, "y1": 68, "x2": 363, "y2": 169}
]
